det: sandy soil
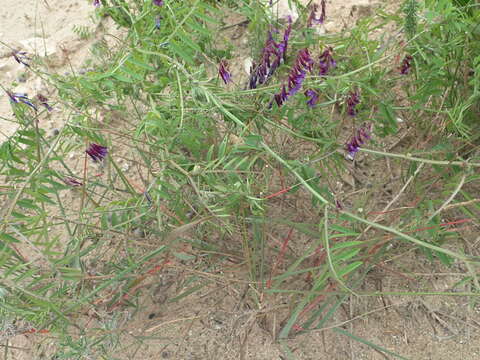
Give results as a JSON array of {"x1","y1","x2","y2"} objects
[{"x1": 0, "y1": 0, "x2": 99, "y2": 139}]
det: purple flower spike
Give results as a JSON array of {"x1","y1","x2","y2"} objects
[
  {"x1": 307, "y1": 1, "x2": 326, "y2": 27},
  {"x1": 248, "y1": 16, "x2": 292, "y2": 89},
  {"x1": 218, "y1": 60, "x2": 232, "y2": 84},
  {"x1": 273, "y1": 48, "x2": 314, "y2": 107},
  {"x1": 93, "y1": 0, "x2": 100, "y2": 7},
  {"x1": 63, "y1": 177, "x2": 83, "y2": 187},
  {"x1": 12, "y1": 51, "x2": 31, "y2": 67},
  {"x1": 400, "y1": 55, "x2": 413, "y2": 75},
  {"x1": 37, "y1": 94, "x2": 53, "y2": 112},
  {"x1": 86, "y1": 143, "x2": 108, "y2": 162},
  {"x1": 153, "y1": 0, "x2": 164, "y2": 6},
  {"x1": 6, "y1": 91, "x2": 37, "y2": 112},
  {"x1": 346, "y1": 89, "x2": 360, "y2": 117},
  {"x1": 305, "y1": 89, "x2": 319, "y2": 107},
  {"x1": 278, "y1": 16, "x2": 292, "y2": 63},
  {"x1": 319, "y1": 47, "x2": 336, "y2": 76},
  {"x1": 345, "y1": 123, "x2": 372, "y2": 160}
]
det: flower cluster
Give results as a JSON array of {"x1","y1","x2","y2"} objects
[
  {"x1": 307, "y1": 0, "x2": 326, "y2": 27},
  {"x1": 273, "y1": 48, "x2": 314, "y2": 107},
  {"x1": 86, "y1": 143, "x2": 108, "y2": 162},
  {"x1": 248, "y1": 17, "x2": 292, "y2": 89},
  {"x1": 93, "y1": 0, "x2": 100, "y2": 7},
  {"x1": 6, "y1": 91, "x2": 37, "y2": 111},
  {"x1": 153, "y1": 0, "x2": 164, "y2": 6},
  {"x1": 318, "y1": 46, "x2": 336, "y2": 76},
  {"x1": 12, "y1": 51, "x2": 31, "y2": 67},
  {"x1": 218, "y1": 60, "x2": 232, "y2": 84},
  {"x1": 400, "y1": 55, "x2": 413, "y2": 75},
  {"x1": 345, "y1": 123, "x2": 372, "y2": 160},
  {"x1": 345, "y1": 89, "x2": 360, "y2": 116}
]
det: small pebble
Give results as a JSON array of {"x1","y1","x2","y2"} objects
[
  {"x1": 132, "y1": 227, "x2": 146, "y2": 238},
  {"x1": 17, "y1": 74, "x2": 27, "y2": 83}
]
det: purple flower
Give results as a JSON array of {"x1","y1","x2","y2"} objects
[
  {"x1": 86, "y1": 143, "x2": 108, "y2": 162},
  {"x1": 318, "y1": 46, "x2": 336, "y2": 76},
  {"x1": 153, "y1": 0, "x2": 164, "y2": 6},
  {"x1": 335, "y1": 199, "x2": 343, "y2": 210},
  {"x1": 6, "y1": 91, "x2": 37, "y2": 111},
  {"x1": 305, "y1": 89, "x2": 319, "y2": 107},
  {"x1": 273, "y1": 48, "x2": 314, "y2": 107},
  {"x1": 12, "y1": 51, "x2": 31, "y2": 67},
  {"x1": 249, "y1": 17, "x2": 292, "y2": 89},
  {"x1": 274, "y1": 85, "x2": 289, "y2": 107},
  {"x1": 307, "y1": 1, "x2": 326, "y2": 27},
  {"x1": 63, "y1": 177, "x2": 83, "y2": 187},
  {"x1": 345, "y1": 123, "x2": 372, "y2": 160},
  {"x1": 346, "y1": 89, "x2": 360, "y2": 116},
  {"x1": 37, "y1": 94, "x2": 53, "y2": 112},
  {"x1": 218, "y1": 60, "x2": 232, "y2": 84},
  {"x1": 400, "y1": 55, "x2": 413, "y2": 75},
  {"x1": 93, "y1": 0, "x2": 100, "y2": 7}
]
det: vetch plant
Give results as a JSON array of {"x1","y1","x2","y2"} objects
[{"x1": 1, "y1": 1, "x2": 479, "y2": 359}]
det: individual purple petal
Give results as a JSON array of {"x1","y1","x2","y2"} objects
[
  {"x1": 93, "y1": 0, "x2": 101, "y2": 7},
  {"x1": 218, "y1": 60, "x2": 232, "y2": 84},
  {"x1": 153, "y1": 0, "x2": 164, "y2": 6},
  {"x1": 400, "y1": 55, "x2": 413, "y2": 75},
  {"x1": 12, "y1": 51, "x2": 31, "y2": 67},
  {"x1": 63, "y1": 177, "x2": 83, "y2": 187},
  {"x1": 318, "y1": 46, "x2": 336, "y2": 76},
  {"x1": 346, "y1": 89, "x2": 360, "y2": 116},
  {"x1": 305, "y1": 89, "x2": 319, "y2": 107},
  {"x1": 86, "y1": 143, "x2": 108, "y2": 162}
]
